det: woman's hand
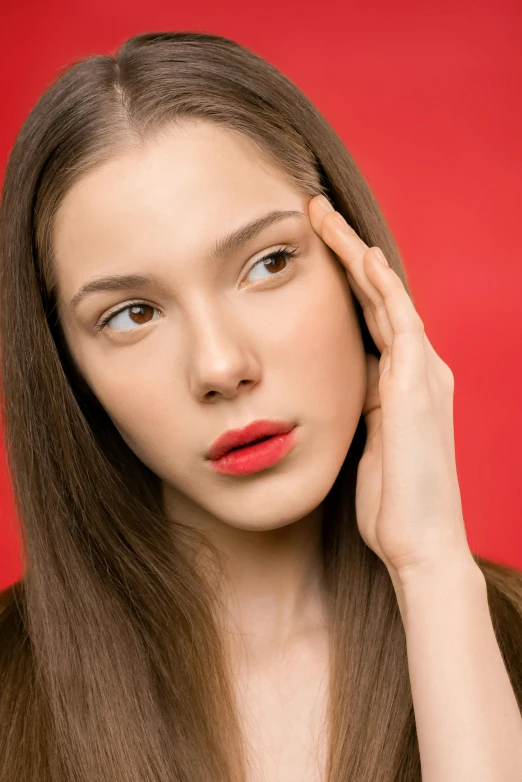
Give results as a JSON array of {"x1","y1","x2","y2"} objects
[{"x1": 308, "y1": 194, "x2": 476, "y2": 587}]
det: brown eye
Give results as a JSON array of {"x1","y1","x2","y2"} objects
[
  {"x1": 265, "y1": 252, "x2": 290, "y2": 273},
  {"x1": 98, "y1": 302, "x2": 161, "y2": 332},
  {"x1": 245, "y1": 247, "x2": 298, "y2": 283},
  {"x1": 127, "y1": 304, "x2": 155, "y2": 325}
]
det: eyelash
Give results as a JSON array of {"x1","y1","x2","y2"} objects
[{"x1": 95, "y1": 246, "x2": 300, "y2": 333}]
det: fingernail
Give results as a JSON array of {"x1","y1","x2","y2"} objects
[
  {"x1": 374, "y1": 248, "x2": 389, "y2": 267},
  {"x1": 315, "y1": 195, "x2": 334, "y2": 216}
]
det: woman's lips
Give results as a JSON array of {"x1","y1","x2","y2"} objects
[
  {"x1": 206, "y1": 419, "x2": 296, "y2": 461},
  {"x1": 207, "y1": 427, "x2": 297, "y2": 475}
]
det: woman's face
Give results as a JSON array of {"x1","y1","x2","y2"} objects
[{"x1": 54, "y1": 121, "x2": 367, "y2": 533}]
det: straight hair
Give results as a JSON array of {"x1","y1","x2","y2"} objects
[{"x1": 1, "y1": 30, "x2": 521, "y2": 781}]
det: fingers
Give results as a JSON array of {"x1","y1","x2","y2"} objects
[
  {"x1": 309, "y1": 197, "x2": 375, "y2": 305},
  {"x1": 309, "y1": 196, "x2": 457, "y2": 475},
  {"x1": 365, "y1": 252, "x2": 427, "y2": 389},
  {"x1": 309, "y1": 196, "x2": 393, "y2": 353},
  {"x1": 309, "y1": 195, "x2": 428, "y2": 389},
  {"x1": 309, "y1": 196, "x2": 377, "y2": 307}
]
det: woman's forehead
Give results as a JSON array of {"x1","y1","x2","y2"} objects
[{"x1": 54, "y1": 122, "x2": 298, "y2": 249}]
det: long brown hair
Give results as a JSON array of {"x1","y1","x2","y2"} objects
[{"x1": 1, "y1": 31, "x2": 521, "y2": 782}]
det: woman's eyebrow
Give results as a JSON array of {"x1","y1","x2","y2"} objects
[{"x1": 69, "y1": 209, "x2": 306, "y2": 311}]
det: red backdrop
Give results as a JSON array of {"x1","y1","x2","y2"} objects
[{"x1": 1, "y1": 0, "x2": 521, "y2": 590}]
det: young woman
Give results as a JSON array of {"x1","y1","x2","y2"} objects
[{"x1": 0, "y1": 30, "x2": 521, "y2": 782}]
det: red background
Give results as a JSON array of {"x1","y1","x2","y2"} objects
[{"x1": 1, "y1": 0, "x2": 521, "y2": 590}]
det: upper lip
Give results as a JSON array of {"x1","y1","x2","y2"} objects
[{"x1": 206, "y1": 419, "x2": 296, "y2": 461}]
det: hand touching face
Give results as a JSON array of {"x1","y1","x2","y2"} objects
[{"x1": 308, "y1": 195, "x2": 473, "y2": 585}]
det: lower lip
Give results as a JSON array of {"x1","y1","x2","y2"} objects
[{"x1": 208, "y1": 428, "x2": 297, "y2": 475}]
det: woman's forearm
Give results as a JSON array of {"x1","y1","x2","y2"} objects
[{"x1": 393, "y1": 559, "x2": 522, "y2": 782}]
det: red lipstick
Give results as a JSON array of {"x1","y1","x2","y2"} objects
[{"x1": 206, "y1": 419, "x2": 297, "y2": 475}]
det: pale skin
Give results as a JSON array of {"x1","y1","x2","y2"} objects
[{"x1": 52, "y1": 120, "x2": 522, "y2": 781}]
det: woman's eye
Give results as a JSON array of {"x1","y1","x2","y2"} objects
[
  {"x1": 245, "y1": 247, "x2": 298, "y2": 283},
  {"x1": 98, "y1": 303, "x2": 161, "y2": 332}
]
